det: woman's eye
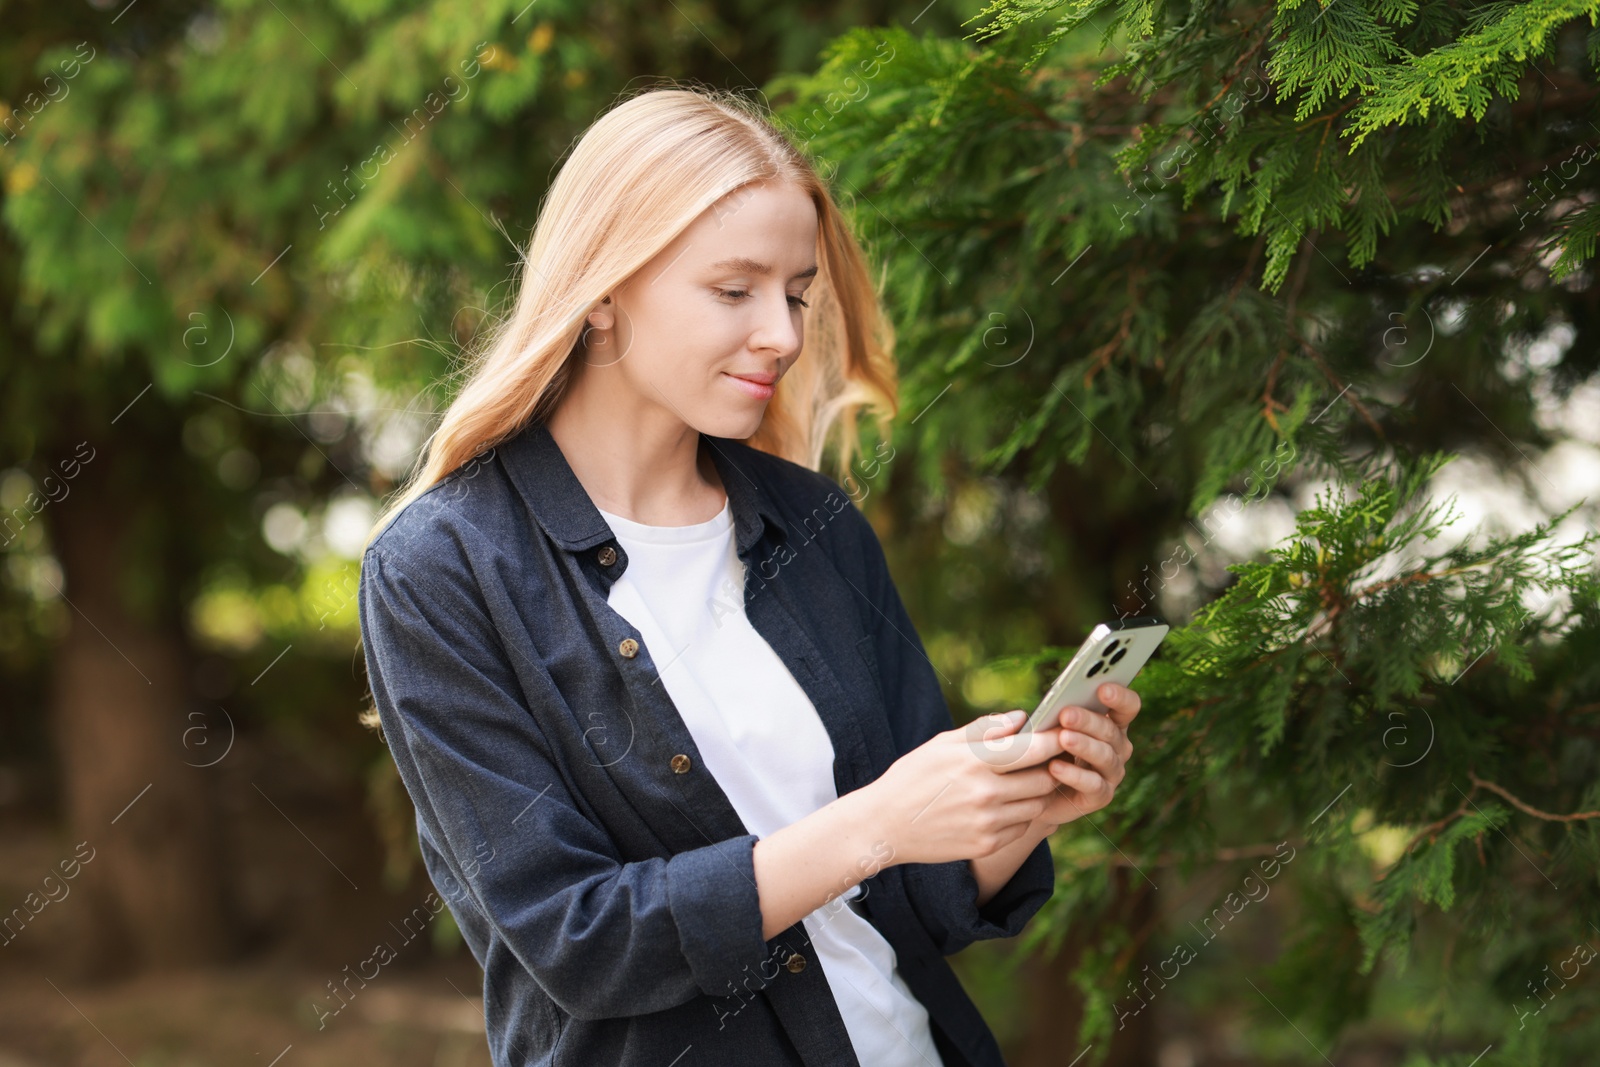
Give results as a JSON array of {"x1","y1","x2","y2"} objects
[{"x1": 713, "y1": 288, "x2": 809, "y2": 310}]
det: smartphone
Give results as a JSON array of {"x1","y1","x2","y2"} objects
[{"x1": 1021, "y1": 616, "x2": 1169, "y2": 735}]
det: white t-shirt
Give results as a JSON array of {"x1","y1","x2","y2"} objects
[{"x1": 595, "y1": 496, "x2": 945, "y2": 1067}]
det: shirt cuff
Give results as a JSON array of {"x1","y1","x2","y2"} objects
[
  {"x1": 904, "y1": 835, "x2": 1055, "y2": 955},
  {"x1": 665, "y1": 831, "x2": 770, "y2": 995},
  {"x1": 975, "y1": 835, "x2": 1055, "y2": 933}
]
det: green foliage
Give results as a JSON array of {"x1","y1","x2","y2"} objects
[
  {"x1": 1263, "y1": 878, "x2": 1376, "y2": 1041},
  {"x1": 4, "y1": 0, "x2": 1599, "y2": 1058},
  {"x1": 1345, "y1": 0, "x2": 1600, "y2": 144},
  {"x1": 776, "y1": 3, "x2": 1600, "y2": 1058},
  {"x1": 1032, "y1": 452, "x2": 1599, "y2": 1054}
]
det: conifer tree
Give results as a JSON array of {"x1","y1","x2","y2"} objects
[{"x1": 775, "y1": 3, "x2": 1600, "y2": 1062}]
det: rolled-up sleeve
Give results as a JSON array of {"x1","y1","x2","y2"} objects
[
  {"x1": 358, "y1": 542, "x2": 771, "y2": 1019},
  {"x1": 839, "y1": 495, "x2": 1056, "y2": 956}
]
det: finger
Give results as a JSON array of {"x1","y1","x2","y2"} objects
[
  {"x1": 1043, "y1": 759, "x2": 1098, "y2": 802},
  {"x1": 992, "y1": 813, "x2": 1041, "y2": 850},
  {"x1": 1064, "y1": 731, "x2": 1126, "y2": 788},
  {"x1": 960, "y1": 710, "x2": 1017, "y2": 735},
  {"x1": 991, "y1": 764, "x2": 1058, "y2": 800},
  {"x1": 1096, "y1": 682, "x2": 1142, "y2": 729},
  {"x1": 1000, "y1": 724, "x2": 1070, "y2": 771},
  {"x1": 965, "y1": 712, "x2": 1031, "y2": 761},
  {"x1": 1056, "y1": 704, "x2": 1123, "y2": 746},
  {"x1": 969, "y1": 719, "x2": 1067, "y2": 772},
  {"x1": 1061, "y1": 729, "x2": 1119, "y2": 780},
  {"x1": 996, "y1": 796, "x2": 1049, "y2": 827},
  {"x1": 978, "y1": 721, "x2": 1014, "y2": 743},
  {"x1": 1053, "y1": 708, "x2": 1132, "y2": 768},
  {"x1": 1049, "y1": 758, "x2": 1112, "y2": 802}
]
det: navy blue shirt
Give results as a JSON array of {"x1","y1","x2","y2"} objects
[{"x1": 357, "y1": 418, "x2": 1055, "y2": 1066}]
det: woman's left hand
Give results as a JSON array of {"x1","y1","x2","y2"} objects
[{"x1": 1033, "y1": 682, "x2": 1140, "y2": 830}]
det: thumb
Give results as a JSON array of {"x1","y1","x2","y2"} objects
[{"x1": 979, "y1": 709, "x2": 1028, "y2": 739}]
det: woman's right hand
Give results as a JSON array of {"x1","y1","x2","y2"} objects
[{"x1": 864, "y1": 711, "x2": 1068, "y2": 867}]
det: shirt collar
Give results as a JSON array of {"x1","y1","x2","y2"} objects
[{"x1": 498, "y1": 418, "x2": 790, "y2": 559}]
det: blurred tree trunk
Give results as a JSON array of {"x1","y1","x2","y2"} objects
[
  {"x1": 1043, "y1": 465, "x2": 1167, "y2": 1064},
  {"x1": 47, "y1": 429, "x2": 232, "y2": 975},
  {"x1": 1013, "y1": 875, "x2": 1158, "y2": 1067}
]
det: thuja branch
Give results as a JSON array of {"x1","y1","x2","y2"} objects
[
  {"x1": 1348, "y1": 560, "x2": 1504, "y2": 603},
  {"x1": 1291, "y1": 328, "x2": 1386, "y2": 440},
  {"x1": 1403, "y1": 773, "x2": 1600, "y2": 856},
  {"x1": 1469, "y1": 773, "x2": 1600, "y2": 824}
]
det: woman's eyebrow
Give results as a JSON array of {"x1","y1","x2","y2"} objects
[{"x1": 706, "y1": 256, "x2": 819, "y2": 280}]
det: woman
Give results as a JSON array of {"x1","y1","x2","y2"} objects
[{"x1": 357, "y1": 86, "x2": 1140, "y2": 1067}]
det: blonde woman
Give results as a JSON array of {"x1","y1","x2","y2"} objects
[{"x1": 358, "y1": 86, "x2": 1142, "y2": 1067}]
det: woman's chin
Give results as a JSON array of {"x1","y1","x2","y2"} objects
[{"x1": 695, "y1": 408, "x2": 768, "y2": 441}]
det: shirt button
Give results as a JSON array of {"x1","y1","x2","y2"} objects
[
  {"x1": 670, "y1": 753, "x2": 692, "y2": 773},
  {"x1": 597, "y1": 546, "x2": 617, "y2": 566},
  {"x1": 619, "y1": 638, "x2": 639, "y2": 658},
  {"x1": 786, "y1": 953, "x2": 807, "y2": 973}
]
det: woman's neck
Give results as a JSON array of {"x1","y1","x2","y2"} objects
[{"x1": 544, "y1": 402, "x2": 727, "y2": 526}]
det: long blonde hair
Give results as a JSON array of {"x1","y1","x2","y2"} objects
[{"x1": 363, "y1": 85, "x2": 899, "y2": 554}]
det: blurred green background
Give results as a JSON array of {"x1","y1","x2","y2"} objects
[{"x1": 4, "y1": 0, "x2": 1600, "y2": 1064}]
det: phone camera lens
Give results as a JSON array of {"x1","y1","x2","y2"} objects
[
  {"x1": 1104, "y1": 639, "x2": 1120, "y2": 654},
  {"x1": 1109, "y1": 647, "x2": 1127, "y2": 665}
]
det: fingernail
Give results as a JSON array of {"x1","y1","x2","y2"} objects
[{"x1": 1007, "y1": 710, "x2": 1026, "y2": 725}]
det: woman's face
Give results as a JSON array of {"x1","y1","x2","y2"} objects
[{"x1": 586, "y1": 180, "x2": 820, "y2": 440}]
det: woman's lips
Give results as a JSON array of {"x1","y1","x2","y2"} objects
[{"x1": 724, "y1": 373, "x2": 775, "y2": 400}]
